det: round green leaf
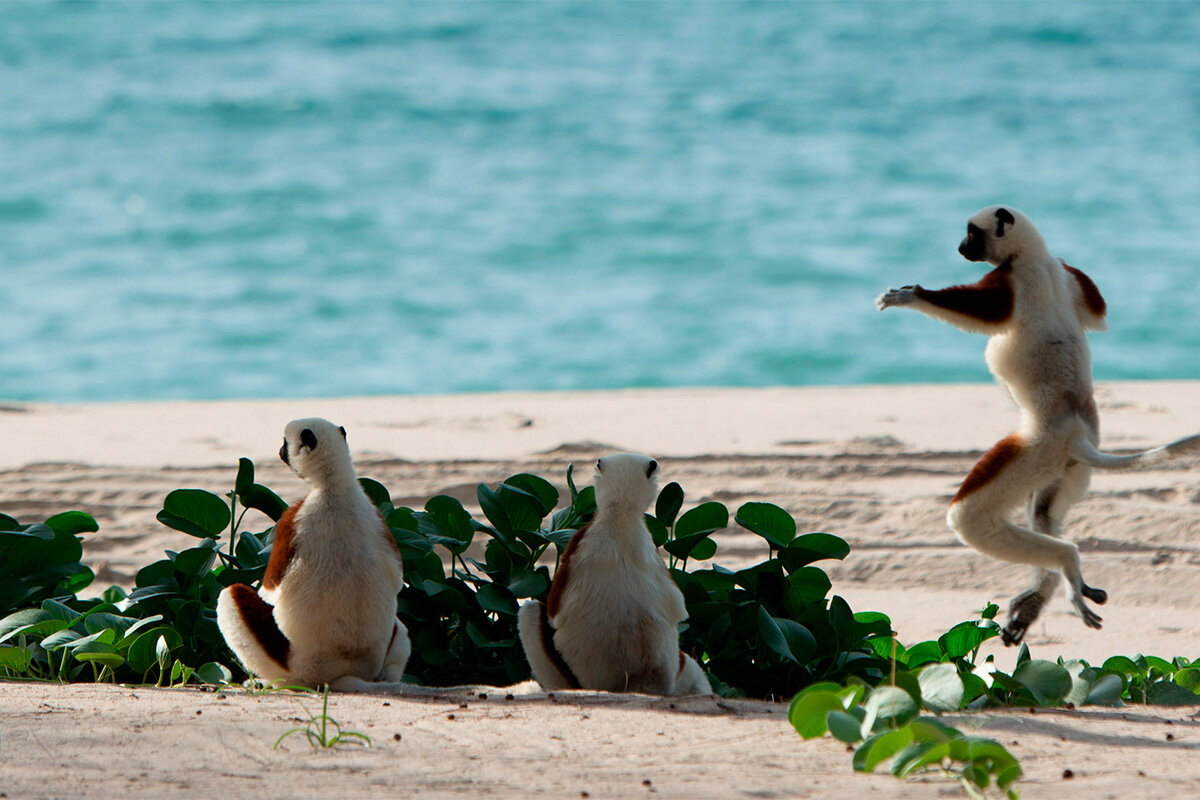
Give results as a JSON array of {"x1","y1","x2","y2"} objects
[
  {"x1": 734, "y1": 502, "x2": 796, "y2": 548},
  {"x1": 787, "y1": 690, "x2": 844, "y2": 739},
  {"x1": 503, "y1": 474, "x2": 559, "y2": 517},
  {"x1": 689, "y1": 537, "x2": 718, "y2": 561},
  {"x1": 40, "y1": 629, "x2": 83, "y2": 650},
  {"x1": 1084, "y1": 672, "x2": 1123, "y2": 705},
  {"x1": 785, "y1": 566, "x2": 832, "y2": 606},
  {"x1": 862, "y1": 686, "x2": 919, "y2": 733},
  {"x1": 779, "y1": 533, "x2": 851, "y2": 570},
  {"x1": 852, "y1": 727, "x2": 915, "y2": 772},
  {"x1": 234, "y1": 457, "x2": 255, "y2": 492},
  {"x1": 507, "y1": 569, "x2": 549, "y2": 599},
  {"x1": 475, "y1": 584, "x2": 518, "y2": 617},
  {"x1": 777, "y1": 618, "x2": 817, "y2": 664},
  {"x1": 655, "y1": 482, "x2": 685, "y2": 528},
  {"x1": 73, "y1": 640, "x2": 125, "y2": 668},
  {"x1": 419, "y1": 496, "x2": 475, "y2": 548},
  {"x1": 157, "y1": 490, "x2": 231, "y2": 538},
  {"x1": 1173, "y1": 667, "x2": 1200, "y2": 694},
  {"x1": 1102, "y1": 655, "x2": 1140, "y2": 676},
  {"x1": 127, "y1": 628, "x2": 183, "y2": 674},
  {"x1": 83, "y1": 613, "x2": 141, "y2": 638},
  {"x1": 644, "y1": 514, "x2": 669, "y2": 548},
  {"x1": 918, "y1": 662, "x2": 964, "y2": 712},
  {"x1": 664, "y1": 532, "x2": 718, "y2": 561},
  {"x1": 196, "y1": 662, "x2": 233, "y2": 685},
  {"x1": 0, "y1": 645, "x2": 32, "y2": 672},
  {"x1": 826, "y1": 710, "x2": 864, "y2": 744},
  {"x1": 238, "y1": 484, "x2": 289, "y2": 521},
  {"x1": 673, "y1": 502, "x2": 728, "y2": 539},
  {"x1": 757, "y1": 608, "x2": 786, "y2": 657},
  {"x1": 359, "y1": 478, "x2": 393, "y2": 513},
  {"x1": 937, "y1": 621, "x2": 994, "y2": 660},
  {"x1": 44, "y1": 511, "x2": 99, "y2": 536},
  {"x1": 1146, "y1": 680, "x2": 1200, "y2": 705},
  {"x1": 1012, "y1": 659, "x2": 1073, "y2": 704}
]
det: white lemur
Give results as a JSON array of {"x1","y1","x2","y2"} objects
[
  {"x1": 216, "y1": 418, "x2": 411, "y2": 689},
  {"x1": 517, "y1": 454, "x2": 712, "y2": 695},
  {"x1": 877, "y1": 206, "x2": 1200, "y2": 645}
]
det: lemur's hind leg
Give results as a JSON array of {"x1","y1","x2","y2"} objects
[
  {"x1": 380, "y1": 618, "x2": 411, "y2": 682},
  {"x1": 215, "y1": 584, "x2": 293, "y2": 683},
  {"x1": 1002, "y1": 462, "x2": 1107, "y2": 644},
  {"x1": 329, "y1": 619, "x2": 412, "y2": 692},
  {"x1": 1004, "y1": 482, "x2": 1066, "y2": 646},
  {"x1": 949, "y1": 445, "x2": 1104, "y2": 636},
  {"x1": 673, "y1": 653, "x2": 713, "y2": 696},
  {"x1": 517, "y1": 601, "x2": 578, "y2": 690}
]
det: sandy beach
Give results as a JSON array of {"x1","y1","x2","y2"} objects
[{"x1": 3, "y1": 382, "x2": 1199, "y2": 798}]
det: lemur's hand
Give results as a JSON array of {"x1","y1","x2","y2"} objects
[{"x1": 876, "y1": 286, "x2": 918, "y2": 310}]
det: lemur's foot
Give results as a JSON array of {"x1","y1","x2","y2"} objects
[
  {"x1": 1078, "y1": 605, "x2": 1103, "y2": 630},
  {"x1": 875, "y1": 286, "x2": 918, "y2": 310},
  {"x1": 1001, "y1": 590, "x2": 1046, "y2": 647},
  {"x1": 1081, "y1": 583, "x2": 1107, "y2": 605}
]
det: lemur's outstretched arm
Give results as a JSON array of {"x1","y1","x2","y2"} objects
[{"x1": 876, "y1": 266, "x2": 1014, "y2": 335}]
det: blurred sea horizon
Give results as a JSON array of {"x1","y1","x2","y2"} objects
[{"x1": 2, "y1": 1, "x2": 1198, "y2": 403}]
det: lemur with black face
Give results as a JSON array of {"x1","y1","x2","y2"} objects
[
  {"x1": 216, "y1": 418, "x2": 411, "y2": 689},
  {"x1": 877, "y1": 206, "x2": 1200, "y2": 645},
  {"x1": 517, "y1": 454, "x2": 711, "y2": 695}
]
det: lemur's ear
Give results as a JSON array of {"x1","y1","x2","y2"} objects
[
  {"x1": 646, "y1": 459, "x2": 658, "y2": 478},
  {"x1": 994, "y1": 208, "x2": 1015, "y2": 238},
  {"x1": 300, "y1": 428, "x2": 318, "y2": 451},
  {"x1": 339, "y1": 426, "x2": 347, "y2": 439}
]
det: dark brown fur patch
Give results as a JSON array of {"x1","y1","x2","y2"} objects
[
  {"x1": 915, "y1": 266, "x2": 1014, "y2": 323},
  {"x1": 953, "y1": 434, "x2": 1024, "y2": 502},
  {"x1": 538, "y1": 601, "x2": 580, "y2": 689},
  {"x1": 1063, "y1": 264, "x2": 1107, "y2": 318},
  {"x1": 229, "y1": 583, "x2": 290, "y2": 669},
  {"x1": 677, "y1": 650, "x2": 686, "y2": 677},
  {"x1": 546, "y1": 523, "x2": 590, "y2": 618},
  {"x1": 263, "y1": 498, "x2": 304, "y2": 591}
]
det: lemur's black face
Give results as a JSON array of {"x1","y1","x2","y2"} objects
[
  {"x1": 279, "y1": 439, "x2": 290, "y2": 466},
  {"x1": 959, "y1": 223, "x2": 987, "y2": 262},
  {"x1": 960, "y1": 207, "x2": 1016, "y2": 264}
]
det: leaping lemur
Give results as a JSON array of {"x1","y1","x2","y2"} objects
[{"x1": 877, "y1": 206, "x2": 1200, "y2": 645}]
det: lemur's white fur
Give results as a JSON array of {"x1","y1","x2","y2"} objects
[
  {"x1": 517, "y1": 454, "x2": 712, "y2": 695},
  {"x1": 877, "y1": 206, "x2": 1200, "y2": 644},
  {"x1": 216, "y1": 418, "x2": 410, "y2": 689}
]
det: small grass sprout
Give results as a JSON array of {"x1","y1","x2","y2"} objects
[{"x1": 273, "y1": 684, "x2": 372, "y2": 750}]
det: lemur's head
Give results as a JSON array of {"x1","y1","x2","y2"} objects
[
  {"x1": 959, "y1": 206, "x2": 1044, "y2": 267},
  {"x1": 279, "y1": 417, "x2": 353, "y2": 485},
  {"x1": 593, "y1": 453, "x2": 659, "y2": 517}
]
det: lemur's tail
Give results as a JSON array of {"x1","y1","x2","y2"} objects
[{"x1": 1070, "y1": 432, "x2": 1200, "y2": 469}]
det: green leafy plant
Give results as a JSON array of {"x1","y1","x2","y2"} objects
[
  {"x1": 0, "y1": 511, "x2": 96, "y2": 617},
  {"x1": 0, "y1": 459, "x2": 891, "y2": 698},
  {"x1": 790, "y1": 680, "x2": 1022, "y2": 799},
  {"x1": 655, "y1": 482, "x2": 893, "y2": 698},
  {"x1": 5, "y1": 459, "x2": 1198, "y2": 711},
  {"x1": 274, "y1": 684, "x2": 371, "y2": 749},
  {"x1": 861, "y1": 604, "x2": 1200, "y2": 711},
  {"x1": 787, "y1": 604, "x2": 1200, "y2": 798}
]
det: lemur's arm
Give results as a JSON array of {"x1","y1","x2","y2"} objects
[{"x1": 876, "y1": 267, "x2": 1015, "y2": 335}]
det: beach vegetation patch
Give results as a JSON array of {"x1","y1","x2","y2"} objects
[{"x1": 2, "y1": 464, "x2": 1199, "y2": 717}]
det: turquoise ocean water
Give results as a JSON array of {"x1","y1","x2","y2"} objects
[{"x1": 1, "y1": 1, "x2": 1198, "y2": 403}]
